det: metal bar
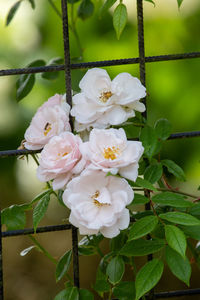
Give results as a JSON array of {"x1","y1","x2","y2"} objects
[
  {"x1": 2, "y1": 224, "x2": 71, "y2": 238},
  {"x1": 61, "y1": 0, "x2": 79, "y2": 288},
  {"x1": 0, "y1": 52, "x2": 200, "y2": 77},
  {"x1": 154, "y1": 288, "x2": 200, "y2": 298},
  {"x1": 0, "y1": 210, "x2": 4, "y2": 300}
]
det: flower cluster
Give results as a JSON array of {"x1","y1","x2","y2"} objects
[{"x1": 23, "y1": 68, "x2": 146, "y2": 238}]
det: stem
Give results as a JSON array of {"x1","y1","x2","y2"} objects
[
  {"x1": 150, "y1": 200, "x2": 165, "y2": 225},
  {"x1": 133, "y1": 187, "x2": 198, "y2": 199},
  {"x1": 28, "y1": 234, "x2": 57, "y2": 264},
  {"x1": 108, "y1": 288, "x2": 112, "y2": 300}
]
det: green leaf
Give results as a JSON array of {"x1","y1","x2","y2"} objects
[
  {"x1": 27, "y1": 59, "x2": 46, "y2": 68},
  {"x1": 154, "y1": 118, "x2": 172, "y2": 141},
  {"x1": 33, "y1": 193, "x2": 50, "y2": 232},
  {"x1": 16, "y1": 74, "x2": 35, "y2": 102},
  {"x1": 140, "y1": 126, "x2": 159, "y2": 159},
  {"x1": 145, "y1": 0, "x2": 155, "y2": 5},
  {"x1": 30, "y1": 189, "x2": 52, "y2": 207},
  {"x1": 28, "y1": 0, "x2": 35, "y2": 9},
  {"x1": 131, "y1": 193, "x2": 149, "y2": 205},
  {"x1": 100, "y1": 0, "x2": 117, "y2": 16},
  {"x1": 152, "y1": 192, "x2": 193, "y2": 208},
  {"x1": 159, "y1": 212, "x2": 200, "y2": 226},
  {"x1": 78, "y1": 0, "x2": 94, "y2": 20},
  {"x1": 110, "y1": 231, "x2": 128, "y2": 252},
  {"x1": 79, "y1": 289, "x2": 94, "y2": 300},
  {"x1": 54, "y1": 287, "x2": 79, "y2": 300},
  {"x1": 1, "y1": 205, "x2": 26, "y2": 230},
  {"x1": 106, "y1": 256, "x2": 125, "y2": 284},
  {"x1": 113, "y1": 4, "x2": 127, "y2": 40},
  {"x1": 162, "y1": 159, "x2": 186, "y2": 181},
  {"x1": 135, "y1": 259, "x2": 164, "y2": 300},
  {"x1": 165, "y1": 246, "x2": 191, "y2": 286},
  {"x1": 135, "y1": 177, "x2": 157, "y2": 191},
  {"x1": 129, "y1": 216, "x2": 158, "y2": 241},
  {"x1": 120, "y1": 239, "x2": 165, "y2": 256},
  {"x1": 189, "y1": 203, "x2": 200, "y2": 216},
  {"x1": 6, "y1": 1, "x2": 21, "y2": 26},
  {"x1": 144, "y1": 163, "x2": 163, "y2": 184},
  {"x1": 42, "y1": 57, "x2": 63, "y2": 80},
  {"x1": 78, "y1": 246, "x2": 97, "y2": 256},
  {"x1": 179, "y1": 225, "x2": 200, "y2": 240},
  {"x1": 112, "y1": 281, "x2": 135, "y2": 300},
  {"x1": 68, "y1": 0, "x2": 81, "y2": 3},
  {"x1": 177, "y1": 0, "x2": 183, "y2": 8},
  {"x1": 93, "y1": 268, "x2": 110, "y2": 296},
  {"x1": 56, "y1": 250, "x2": 72, "y2": 282},
  {"x1": 165, "y1": 225, "x2": 186, "y2": 258}
]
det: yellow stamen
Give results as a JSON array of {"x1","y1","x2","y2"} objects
[
  {"x1": 103, "y1": 146, "x2": 120, "y2": 160},
  {"x1": 44, "y1": 123, "x2": 52, "y2": 136},
  {"x1": 99, "y1": 91, "x2": 113, "y2": 103}
]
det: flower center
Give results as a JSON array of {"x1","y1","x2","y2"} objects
[
  {"x1": 103, "y1": 146, "x2": 120, "y2": 160},
  {"x1": 99, "y1": 91, "x2": 113, "y2": 103},
  {"x1": 44, "y1": 122, "x2": 52, "y2": 136},
  {"x1": 57, "y1": 152, "x2": 68, "y2": 158},
  {"x1": 91, "y1": 190, "x2": 109, "y2": 207}
]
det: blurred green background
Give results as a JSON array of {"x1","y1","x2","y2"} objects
[{"x1": 0, "y1": 0, "x2": 200, "y2": 299}]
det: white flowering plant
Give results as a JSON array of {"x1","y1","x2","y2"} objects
[{"x1": 2, "y1": 66, "x2": 200, "y2": 300}]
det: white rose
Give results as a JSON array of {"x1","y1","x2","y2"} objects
[
  {"x1": 71, "y1": 68, "x2": 146, "y2": 131},
  {"x1": 80, "y1": 128, "x2": 144, "y2": 181},
  {"x1": 24, "y1": 94, "x2": 71, "y2": 150},
  {"x1": 63, "y1": 170, "x2": 134, "y2": 238}
]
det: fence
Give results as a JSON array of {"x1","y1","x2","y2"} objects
[{"x1": 0, "y1": 0, "x2": 200, "y2": 299}]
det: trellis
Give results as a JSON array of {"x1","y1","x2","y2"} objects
[{"x1": 0, "y1": 0, "x2": 200, "y2": 299}]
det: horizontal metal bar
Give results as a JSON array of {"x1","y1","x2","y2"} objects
[
  {"x1": 154, "y1": 288, "x2": 200, "y2": 298},
  {"x1": 0, "y1": 52, "x2": 200, "y2": 77},
  {"x1": 2, "y1": 224, "x2": 71, "y2": 237},
  {"x1": 0, "y1": 131, "x2": 199, "y2": 158}
]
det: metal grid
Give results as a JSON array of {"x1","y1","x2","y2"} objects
[{"x1": 0, "y1": 0, "x2": 200, "y2": 298}]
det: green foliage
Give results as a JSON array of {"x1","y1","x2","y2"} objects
[
  {"x1": 110, "y1": 231, "x2": 128, "y2": 252},
  {"x1": 42, "y1": 57, "x2": 64, "y2": 80},
  {"x1": 78, "y1": 0, "x2": 94, "y2": 20},
  {"x1": 128, "y1": 215, "x2": 158, "y2": 241},
  {"x1": 79, "y1": 289, "x2": 94, "y2": 300},
  {"x1": 140, "y1": 126, "x2": 160, "y2": 159},
  {"x1": 162, "y1": 159, "x2": 186, "y2": 181},
  {"x1": 135, "y1": 177, "x2": 157, "y2": 191},
  {"x1": 28, "y1": 0, "x2": 35, "y2": 9},
  {"x1": 56, "y1": 250, "x2": 72, "y2": 282},
  {"x1": 112, "y1": 281, "x2": 135, "y2": 300},
  {"x1": 131, "y1": 193, "x2": 149, "y2": 205},
  {"x1": 135, "y1": 259, "x2": 164, "y2": 300},
  {"x1": 33, "y1": 193, "x2": 51, "y2": 232},
  {"x1": 106, "y1": 256, "x2": 125, "y2": 284},
  {"x1": 165, "y1": 225, "x2": 186, "y2": 258},
  {"x1": 145, "y1": 0, "x2": 155, "y2": 6},
  {"x1": 93, "y1": 268, "x2": 110, "y2": 296},
  {"x1": 152, "y1": 192, "x2": 193, "y2": 208},
  {"x1": 165, "y1": 246, "x2": 191, "y2": 286},
  {"x1": 120, "y1": 238, "x2": 165, "y2": 256},
  {"x1": 113, "y1": 4, "x2": 127, "y2": 40},
  {"x1": 159, "y1": 212, "x2": 200, "y2": 226},
  {"x1": 154, "y1": 118, "x2": 172, "y2": 141},
  {"x1": 144, "y1": 162, "x2": 163, "y2": 183},
  {"x1": 6, "y1": 1, "x2": 21, "y2": 26},
  {"x1": 1, "y1": 205, "x2": 26, "y2": 230},
  {"x1": 180, "y1": 225, "x2": 200, "y2": 240},
  {"x1": 54, "y1": 287, "x2": 79, "y2": 300},
  {"x1": 177, "y1": 0, "x2": 184, "y2": 8},
  {"x1": 100, "y1": 0, "x2": 117, "y2": 17}
]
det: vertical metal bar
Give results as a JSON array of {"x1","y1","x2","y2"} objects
[
  {"x1": 0, "y1": 210, "x2": 4, "y2": 300},
  {"x1": 136, "y1": 1, "x2": 154, "y2": 299},
  {"x1": 61, "y1": 0, "x2": 80, "y2": 288}
]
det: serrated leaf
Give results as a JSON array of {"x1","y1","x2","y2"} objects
[
  {"x1": 166, "y1": 246, "x2": 191, "y2": 286},
  {"x1": 28, "y1": 0, "x2": 35, "y2": 9},
  {"x1": 100, "y1": 0, "x2": 117, "y2": 16},
  {"x1": 129, "y1": 216, "x2": 158, "y2": 241},
  {"x1": 162, "y1": 159, "x2": 186, "y2": 181},
  {"x1": 135, "y1": 177, "x2": 157, "y2": 191},
  {"x1": 159, "y1": 212, "x2": 200, "y2": 226},
  {"x1": 41, "y1": 57, "x2": 63, "y2": 80},
  {"x1": 33, "y1": 193, "x2": 50, "y2": 232},
  {"x1": 6, "y1": 1, "x2": 21, "y2": 26},
  {"x1": 78, "y1": 0, "x2": 94, "y2": 20},
  {"x1": 140, "y1": 126, "x2": 159, "y2": 159},
  {"x1": 165, "y1": 225, "x2": 186, "y2": 258},
  {"x1": 152, "y1": 192, "x2": 193, "y2": 208},
  {"x1": 113, "y1": 4, "x2": 127, "y2": 40},
  {"x1": 106, "y1": 256, "x2": 125, "y2": 284},
  {"x1": 56, "y1": 250, "x2": 72, "y2": 282},
  {"x1": 131, "y1": 193, "x2": 149, "y2": 205},
  {"x1": 135, "y1": 259, "x2": 164, "y2": 300},
  {"x1": 144, "y1": 163, "x2": 163, "y2": 184},
  {"x1": 177, "y1": 0, "x2": 184, "y2": 8},
  {"x1": 120, "y1": 239, "x2": 165, "y2": 256},
  {"x1": 16, "y1": 74, "x2": 35, "y2": 102},
  {"x1": 112, "y1": 281, "x2": 135, "y2": 300},
  {"x1": 54, "y1": 287, "x2": 79, "y2": 300},
  {"x1": 1, "y1": 205, "x2": 26, "y2": 230},
  {"x1": 79, "y1": 289, "x2": 94, "y2": 300},
  {"x1": 154, "y1": 118, "x2": 172, "y2": 141}
]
